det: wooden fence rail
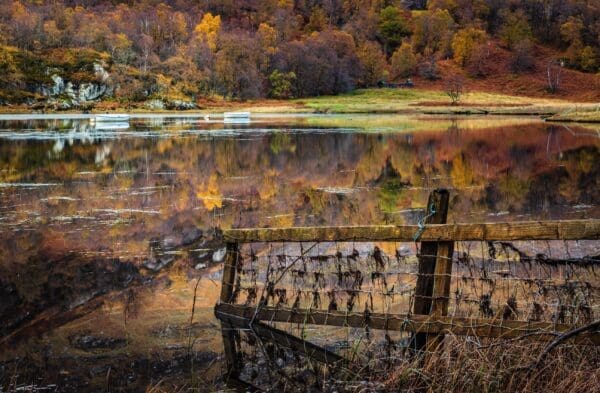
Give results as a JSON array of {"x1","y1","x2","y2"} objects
[
  {"x1": 215, "y1": 189, "x2": 600, "y2": 351},
  {"x1": 215, "y1": 303, "x2": 600, "y2": 345},
  {"x1": 223, "y1": 219, "x2": 600, "y2": 243}
]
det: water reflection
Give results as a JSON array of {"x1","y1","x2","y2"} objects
[{"x1": 0, "y1": 115, "x2": 598, "y2": 391}]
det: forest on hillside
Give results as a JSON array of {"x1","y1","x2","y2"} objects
[{"x1": 0, "y1": 0, "x2": 599, "y2": 105}]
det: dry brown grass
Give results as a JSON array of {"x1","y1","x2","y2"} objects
[{"x1": 380, "y1": 335, "x2": 600, "y2": 393}]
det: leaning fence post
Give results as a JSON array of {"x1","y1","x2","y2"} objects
[
  {"x1": 219, "y1": 242, "x2": 240, "y2": 304},
  {"x1": 411, "y1": 189, "x2": 450, "y2": 351}
]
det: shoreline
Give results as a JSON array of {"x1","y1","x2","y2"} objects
[
  {"x1": 0, "y1": 87, "x2": 598, "y2": 123},
  {"x1": 1, "y1": 109, "x2": 598, "y2": 124}
]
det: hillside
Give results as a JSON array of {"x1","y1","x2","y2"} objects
[{"x1": 0, "y1": 0, "x2": 598, "y2": 111}]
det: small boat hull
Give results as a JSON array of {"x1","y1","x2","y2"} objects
[
  {"x1": 94, "y1": 122, "x2": 130, "y2": 130},
  {"x1": 223, "y1": 118, "x2": 251, "y2": 124},
  {"x1": 223, "y1": 112, "x2": 250, "y2": 120},
  {"x1": 95, "y1": 114, "x2": 130, "y2": 122}
]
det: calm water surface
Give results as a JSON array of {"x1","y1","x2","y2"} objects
[{"x1": 0, "y1": 115, "x2": 598, "y2": 391}]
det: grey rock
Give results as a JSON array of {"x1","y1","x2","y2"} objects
[
  {"x1": 182, "y1": 228, "x2": 203, "y2": 245},
  {"x1": 79, "y1": 83, "x2": 106, "y2": 101},
  {"x1": 144, "y1": 99, "x2": 165, "y2": 110},
  {"x1": 166, "y1": 100, "x2": 197, "y2": 110},
  {"x1": 37, "y1": 66, "x2": 110, "y2": 105},
  {"x1": 50, "y1": 75, "x2": 64, "y2": 96},
  {"x1": 94, "y1": 63, "x2": 110, "y2": 83},
  {"x1": 47, "y1": 98, "x2": 73, "y2": 111},
  {"x1": 162, "y1": 236, "x2": 177, "y2": 249},
  {"x1": 194, "y1": 251, "x2": 210, "y2": 261},
  {"x1": 212, "y1": 247, "x2": 227, "y2": 263},
  {"x1": 64, "y1": 82, "x2": 77, "y2": 101},
  {"x1": 143, "y1": 255, "x2": 174, "y2": 272},
  {"x1": 70, "y1": 334, "x2": 126, "y2": 350}
]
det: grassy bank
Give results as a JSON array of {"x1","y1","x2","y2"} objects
[
  {"x1": 546, "y1": 108, "x2": 600, "y2": 123},
  {"x1": 295, "y1": 88, "x2": 599, "y2": 115},
  {"x1": 184, "y1": 88, "x2": 600, "y2": 118}
]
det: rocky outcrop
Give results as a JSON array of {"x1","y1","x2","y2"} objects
[
  {"x1": 36, "y1": 63, "x2": 113, "y2": 109},
  {"x1": 144, "y1": 99, "x2": 198, "y2": 110},
  {"x1": 144, "y1": 99, "x2": 165, "y2": 110},
  {"x1": 166, "y1": 99, "x2": 197, "y2": 110}
]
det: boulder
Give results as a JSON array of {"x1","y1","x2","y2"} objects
[
  {"x1": 47, "y1": 98, "x2": 73, "y2": 111},
  {"x1": 50, "y1": 74, "x2": 64, "y2": 95},
  {"x1": 212, "y1": 247, "x2": 227, "y2": 263},
  {"x1": 79, "y1": 83, "x2": 107, "y2": 102},
  {"x1": 93, "y1": 63, "x2": 110, "y2": 83},
  {"x1": 37, "y1": 74, "x2": 65, "y2": 97},
  {"x1": 166, "y1": 100, "x2": 197, "y2": 110},
  {"x1": 144, "y1": 99, "x2": 166, "y2": 110}
]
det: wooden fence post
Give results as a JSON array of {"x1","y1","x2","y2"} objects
[
  {"x1": 411, "y1": 189, "x2": 450, "y2": 351},
  {"x1": 219, "y1": 242, "x2": 240, "y2": 304},
  {"x1": 427, "y1": 240, "x2": 454, "y2": 350}
]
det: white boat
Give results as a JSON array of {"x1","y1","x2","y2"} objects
[
  {"x1": 94, "y1": 114, "x2": 130, "y2": 122},
  {"x1": 223, "y1": 118, "x2": 251, "y2": 124},
  {"x1": 223, "y1": 111, "x2": 250, "y2": 120},
  {"x1": 94, "y1": 121, "x2": 130, "y2": 130}
]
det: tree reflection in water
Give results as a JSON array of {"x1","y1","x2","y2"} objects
[{"x1": 0, "y1": 115, "x2": 598, "y2": 391}]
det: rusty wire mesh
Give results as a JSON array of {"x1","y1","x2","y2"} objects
[{"x1": 229, "y1": 240, "x2": 600, "y2": 325}]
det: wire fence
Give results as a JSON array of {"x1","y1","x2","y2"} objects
[{"x1": 226, "y1": 240, "x2": 600, "y2": 326}]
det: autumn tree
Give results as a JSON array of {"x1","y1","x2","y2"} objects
[
  {"x1": 137, "y1": 33, "x2": 156, "y2": 73},
  {"x1": 0, "y1": 45, "x2": 24, "y2": 90},
  {"x1": 158, "y1": 52, "x2": 206, "y2": 99},
  {"x1": 445, "y1": 74, "x2": 464, "y2": 104},
  {"x1": 499, "y1": 9, "x2": 532, "y2": 50},
  {"x1": 579, "y1": 46, "x2": 597, "y2": 72},
  {"x1": 411, "y1": 8, "x2": 455, "y2": 58},
  {"x1": 560, "y1": 16, "x2": 584, "y2": 68},
  {"x1": 257, "y1": 22, "x2": 278, "y2": 72},
  {"x1": 277, "y1": 30, "x2": 359, "y2": 97},
  {"x1": 194, "y1": 12, "x2": 221, "y2": 52},
  {"x1": 8, "y1": 1, "x2": 41, "y2": 49},
  {"x1": 106, "y1": 33, "x2": 134, "y2": 65},
  {"x1": 43, "y1": 21, "x2": 63, "y2": 48},
  {"x1": 378, "y1": 6, "x2": 411, "y2": 54},
  {"x1": 356, "y1": 40, "x2": 387, "y2": 86},
  {"x1": 390, "y1": 41, "x2": 417, "y2": 78},
  {"x1": 257, "y1": 23, "x2": 278, "y2": 55},
  {"x1": 307, "y1": 30, "x2": 360, "y2": 95},
  {"x1": 268, "y1": 69, "x2": 296, "y2": 98},
  {"x1": 511, "y1": 39, "x2": 535, "y2": 72},
  {"x1": 427, "y1": 0, "x2": 458, "y2": 14},
  {"x1": 306, "y1": 7, "x2": 328, "y2": 33},
  {"x1": 151, "y1": 4, "x2": 188, "y2": 59},
  {"x1": 215, "y1": 33, "x2": 263, "y2": 99},
  {"x1": 451, "y1": 27, "x2": 487, "y2": 67},
  {"x1": 418, "y1": 48, "x2": 440, "y2": 79}
]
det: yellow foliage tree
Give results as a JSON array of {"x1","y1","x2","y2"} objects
[
  {"x1": 390, "y1": 41, "x2": 417, "y2": 78},
  {"x1": 451, "y1": 27, "x2": 487, "y2": 67},
  {"x1": 357, "y1": 40, "x2": 387, "y2": 86},
  {"x1": 194, "y1": 13, "x2": 221, "y2": 51}
]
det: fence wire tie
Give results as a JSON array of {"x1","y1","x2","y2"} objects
[{"x1": 413, "y1": 201, "x2": 437, "y2": 242}]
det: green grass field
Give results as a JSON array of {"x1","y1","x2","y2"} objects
[{"x1": 294, "y1": 88, "x2": 583, "y2": 114}]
